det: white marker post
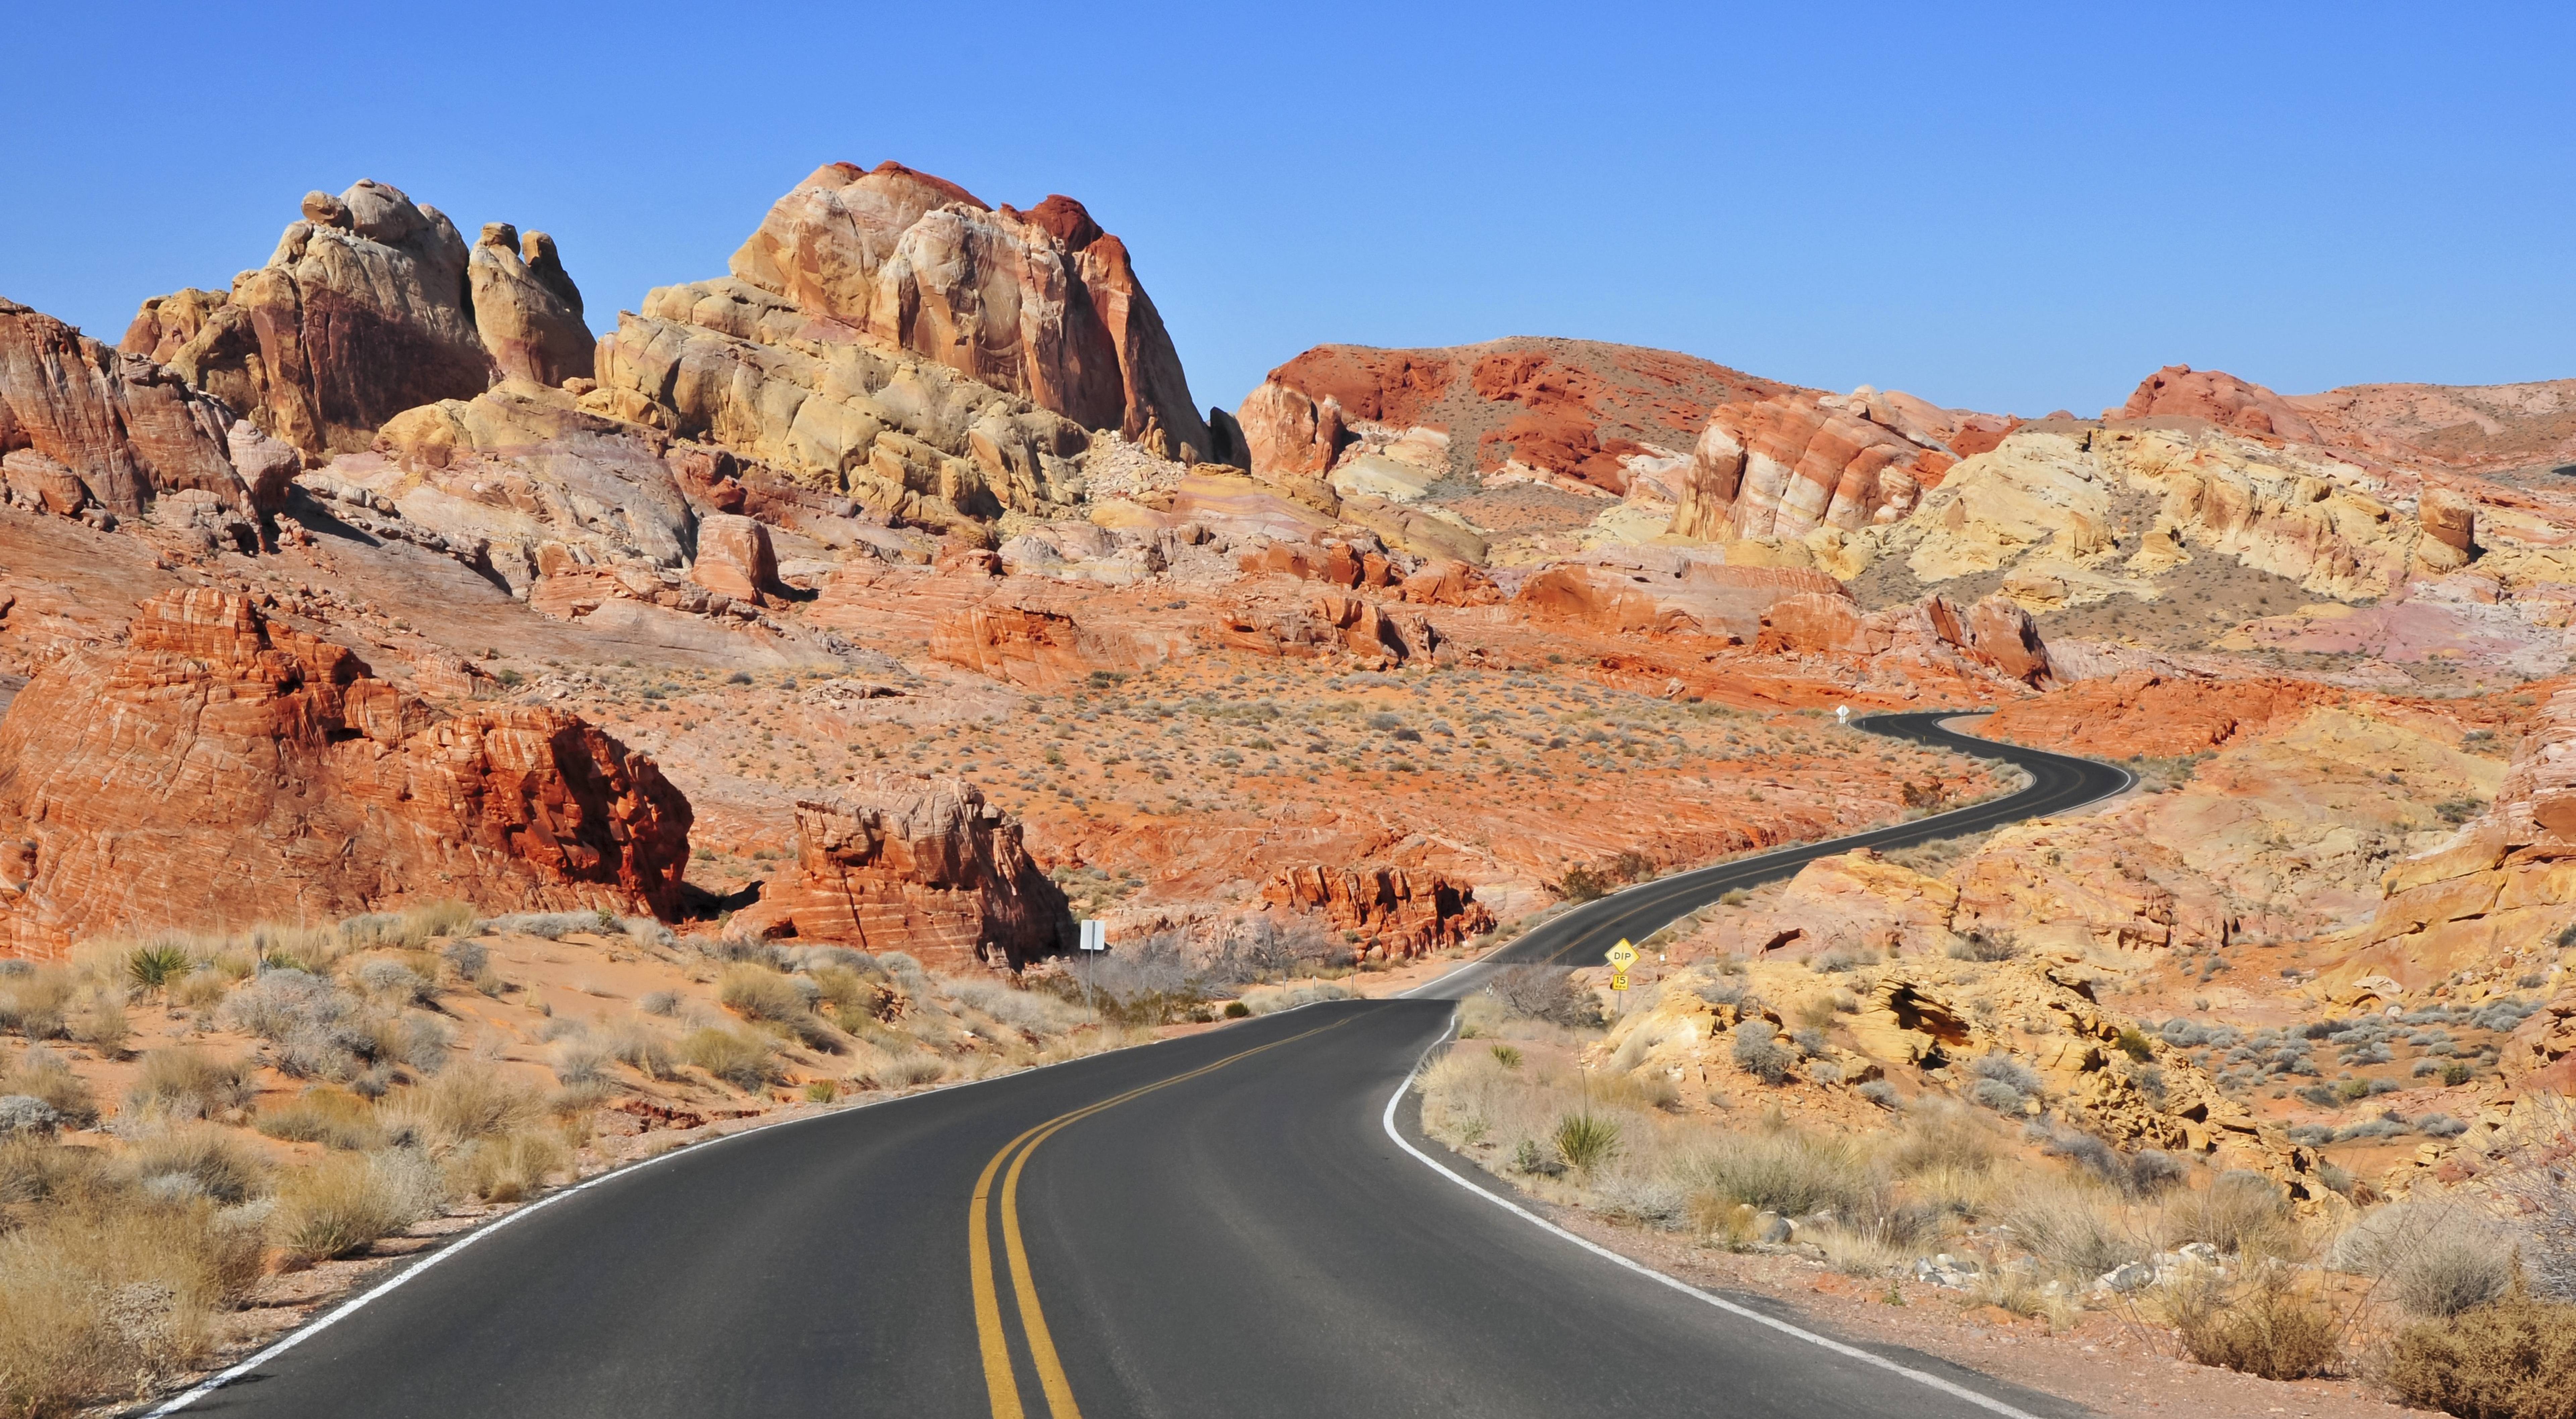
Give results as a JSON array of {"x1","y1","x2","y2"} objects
[
  {"x1": 1078, "y1": 919, "x2": 1107, "y2": 1011},
  {"x1": 1835, "y1": 704, "x2": 1850, "y2": 726}
]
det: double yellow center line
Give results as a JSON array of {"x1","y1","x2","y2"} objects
[{"x1": 968, "y1": 1020, "x2": 1346, "y2": 1418}]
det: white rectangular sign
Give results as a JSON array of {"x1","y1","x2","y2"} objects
[{"x1": 1079, "y1": 919, "x2": 1106, "y2": 952}]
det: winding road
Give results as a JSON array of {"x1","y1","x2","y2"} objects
[{"x1": 155, "y1": 711, "x2": 2130, "y2": 1419}]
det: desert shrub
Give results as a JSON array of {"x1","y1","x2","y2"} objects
[
  {"x1": 355, "y1": 958, "x2": 434, "y2": 1004},
  {"x1": 120, "y1": 1125, "x2": 269, "y2": 1204},
  {"x1": 552, "y1": 1039, "x2": 611, "y2": 1087},
  {"x1": 1811, "y1": 1219, "x2": 1915, "y2": 1278},
  {"x1": 0, "y1": 1185, "x2": 265, "y2": 1416},
  {"x1": 0, "y1": 968, "x2": 71, "y2": 1039},
  {"x1": 68, "y1": 990, "x2": 128, "y2": 1058},
  {"x1": 1556, "y1": 864, "x2": 1609, "y2": 902},
  {"x1": 2385, "y1": 1296, "x2": 2576, "y2": 1419},
  {"x1": 1240, "y1": 980, "x2": 1357, "y2": 1014},
  {"x1": 2002, "y1": 1182, "x2": 2140, "y2": 1279},
  {"x1": 1553, "y1": 1112, "x2": 1622, "y2": 1173},
  {"x1": 1221, "y1": 1000, "x2": 1251, "y2": 1018},
  {"x1": 1889, "y1": 1101, "x2": 2000, "y2": 1176},
  {"x1": 622, "y1": 917, "x2": 678, "y2": 949},
  {"x1": 871, "y1": 1052, "x2": 948, "y2": 1088},
  {"x1": 2168, "y1": 1266, "x2": 2343, "y2": 1380},
  {"x1": 601, "y1": 1018, "x2": 679, "y2": 1080},
  {"x1": 1731, "y1": 1020, "x2": 1795, "y2": 1084},
  {"x1": 1593, "y1": 1175, "x2": 1687, "y2": 1229},
  {"x1": 684, "y1": 1027, "x2": 781, "y2": 1091},
  {"x1": 1, "y1": 1047, "x2": 98, "y2": 1129},
  {"x1": 451, "y1": 1128, "x2": 569, "y2": 1203},
  {"x1": 1857, "y1": 1080, "x2": 1900, "y2": 1110},
  {"x1": 273, "y1": 1147, "x2": 443, "y2": 1262},
  {"x1": 2128, "y1": 1148, "x2": 2189, "y2": 1195},
  {"x1": 1676, "y1": 1129, "x2": 1879, "y2": 1217},
  {"x1": 2492, "y1": 1103, "x2": 2576, "y2": 1302},
  {"x1": 717, "y1": 963, "x2": 809, "y2": 1022},
  {"x1": 438, "y1": 938, "x2": 489, "y2": 981},
  {"x1": 2333, "y1": 1199, "x2": 2518, "y2": 1317},
  {"x1": 1947, "y1": 931, "x2": 2020, "y2": 962},
  {"x1": 807, "y1": 966, "x2": 895, "y2": 1023},
  {"x1": 383, "y1": 1064, "x2": 542, "y2": 1149},
  {"x1": 257, "y1": 1087, "x2": 383, "y2": 1151},
  {"x1": 125, "y1": 1048, "x2": 256, "y2": 1122},
  {"x1": 479, "y1": 911, "x2": 602, "y2": 940},
  {"x1": 945, "y1": 977, "x2": 1090, "y2": 1036},
  {"x1": 1486, "y1": 967, "x2": 1600, "y2": 1028},
  {"x1": 2166, "y1": 1170, "x2": 2296, "y2": 1256},
  {"x1": 393, "y1": 1015, "x2": 451, "y2": 1076},
  {"x1": 220, "y1": 968, "x2": 374, "y2": 1076},
  {"x1": 638, "y1": 989, "x2": 682, "y2": 1017},
  {"x1": 169, "y1": 968, "x2": 231, "y2": 1011}
]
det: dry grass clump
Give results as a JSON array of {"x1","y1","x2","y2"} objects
[
  {"x1": 2385, "y1": 1295, "x2": 2576, "y2": 1419},
  {"x1": 684, "y1": 1026, "x2": 782, "y2": 1092},
  {"x1": 271, "y1": 1148, "x2": 442, "y2": 1263},
  {"x1": 1, "y1": 1048, "x2": 98, "y2": 1129},
  {"x1": 2161, "y1": 1169, "x2": 2298, "y2": 1256},
  {"x1": 0, "y1": 1142, "x2": 265, "y2": 1417},
  {"x1": 1239, "y1": 981, "x2": 1357, "y2": 1014},
  {"x1": 124, "y1": 1048, "x2": 257, "y2": 1123},
  {"x1": 255, "y1": 1087, "x2": 385, "y2": 1151},
  {"x1": 1999, "y1": 1179, "x2": 2147, "y2": 1280},
  {"x1": 2163, "y1": 1262, "x2": 2342, "y2": 1380},
  {"x1": 1485, "y1": 966, "x2": 1601, "y2": 1028},
  {"x1": 380, "y1": 1064, "x2": 541, "y2": 1150},
  {"x1": 118, "y1": 1126, "x2": 269, "y2": 1205},
  {"x1": 2332, "y1": 1199, "x2": 2518, "y2": 1318},
  {"x1": 0, "y1": 967, "x2": 73, "y2": 1040},
  {"x1": 450, "y1": 1129, "x2": 570, "y2": 1204},
  {"x1": 1675, "y1": 1128, "x2": 1881, "y2": 1219}
]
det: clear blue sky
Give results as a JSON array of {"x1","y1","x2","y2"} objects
[{"x1": 6, "y1": 1, "x2": 2568, "y2": 419}]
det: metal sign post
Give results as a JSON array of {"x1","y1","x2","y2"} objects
[
  {"x1": 1077, "y1": 919, "x2": 1106, "y2": 1012},
  {"x1": 1605, "y1": 938, "x2": 1638, "y2": 1017}
]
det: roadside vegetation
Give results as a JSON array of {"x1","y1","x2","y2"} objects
[
  {"x1": 1421, "y1": 968, "x2": 2576, "y2": 1417},
  {"x1": 0, "y1": 902, "x2": 1136, "y2": 1418}
]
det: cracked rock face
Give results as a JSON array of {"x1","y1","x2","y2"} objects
[
  {"x1": 729, "y1": 771, "x2": 1075, "y2": 972},
  {"x1": 0, "y1": 588, "x2": 691, "y2": 955}
]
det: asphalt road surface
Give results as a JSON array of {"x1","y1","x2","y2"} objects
[{"x1": 159, "y1": 711, "x2": 2125, "y2": 1419}]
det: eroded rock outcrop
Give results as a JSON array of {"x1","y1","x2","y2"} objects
[
  {"x1": 469, "y1": 223, "x2": 594, "y2": 386},
  {"x1": 730, "y1": 772, "x2": 1074, "y2": 971},
  {"x1": 1, "y1": 298, "x2": 253, "y2": 516},
  {"x1": 1260, "y1": 865, "x2": 1494, "y2": 961},
  {"x1": 124, "y1": 181, "x2": 503, "y2": 459},
  {"x1": 2112, "y1": 364, "x2": 2321, "y2": 443},
  {"x1": 0, "y1": 589, "x2": 691, "y2": 955},
  {"x1": 1669, "y1": 395, "x2": 1953, "y2": 542}
]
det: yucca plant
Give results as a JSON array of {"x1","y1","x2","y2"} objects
[
  {"x1": 1554, "y1": 1111, "x2": 1622, "y2": 1174},
  {"x1": 126, "y1": 942, "x2": 193, "y2": 995}
]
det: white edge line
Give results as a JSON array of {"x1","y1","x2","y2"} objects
[
  {"x1": 137, "y1": 1007, "x2": 1292, "y2": 1417},
  {"x1": 1379, "y1": 1019, "x2": 2051, "y2": 1419}
]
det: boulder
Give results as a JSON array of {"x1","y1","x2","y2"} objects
[
  {"x1": 689, "y1": 513, "x2": 783, "y2": 604},
  {"x1": 123, "y1": 180, "x2": 494, "y2": 458},
  {"x1": 929, "y1": 603, "x2": 1167, "y2": 688},
  {"x1": 468, "y1": 223, "x2": 594, "y2": 387},
  {"x1": 728, "y1": 773, "x2": 1074, "y2": 972},
  {"x1": 1, "y1": 298, "x2": 250, "y2": 515},
  {"x1": 0, "y1": 589, "x2": 692, "y2": 955},
  {"x1": 2419, "y1": 485, "x2": 2477, "y2": 555}
]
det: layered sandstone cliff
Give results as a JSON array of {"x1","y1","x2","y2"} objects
[
  {"x1": 1668, "y1": 394, "x2": 1956, "y2": 541},
  {"x1": 729, "y1": 772, "x2": 1075, "y2": 972},
  {"x1": 1, "y1": 299, "x2": 264, "y2": 517},
  {"x1": 0, "y1": 589, "x2": 691, "y2": 955}
]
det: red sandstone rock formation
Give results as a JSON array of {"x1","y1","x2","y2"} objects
[
  {"x1": 123, "y1": 181, "x2": 503, "y2": 458},
  {"x1": 1260, "y1": 864, "x2": 1495, "y2": 962},
  {"x1": 1, "y1": 298, "x2": 253, "y2": 516},
  {"x1": 1236, "y1": 338, "x2": 1797, "y2": 490},
  {"x1": 729, "y1": 773, "x2": 1074, "y2": 972},
  {"x1": 1755, "y1": 591, "x2": 2053, "y2": 686},
  {"x1": 929, "y1": 603, "x2": 1165, "y2": 688},
  {"x1": 1516, "y1": 556, "x2": 1849, "y2": 642},
  {"x1": 0, "y1": 589, "x2": 691, "y2": 956},
  {"x1": 1670, "y1": 395, "x2": 1953, "y2": 541},
  {"x1": 689, "y1": 513, "x2": 785, "y2": 604},
  {"x1": 2111, "y1": 365, "x2": 2321, "y2": 443},
  {"x1": 727, "y1": 161, "x2": 1208, "y2": 460},
  {"x1": 1979, "y1": 672, "x2": 2342, "y2": 757}
]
